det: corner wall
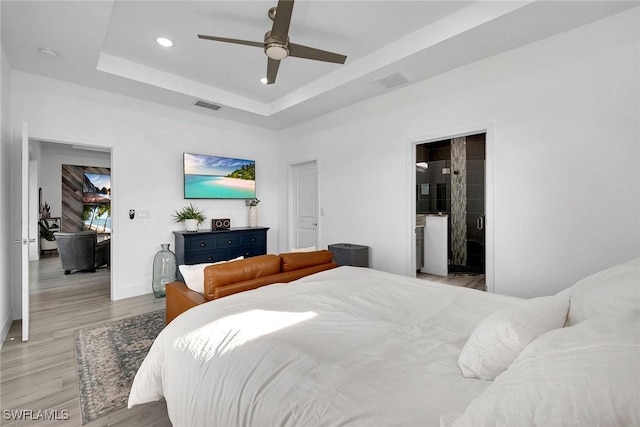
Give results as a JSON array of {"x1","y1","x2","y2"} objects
[{"x1": 278, "y1": 9, "x2": 640, "y2": 298}]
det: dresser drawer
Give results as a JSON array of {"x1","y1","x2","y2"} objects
[
  {"x1": 229, "y1": 246, "x2": 267, "y2": 259},
  {"x1": 242, "y1": 232, "x2": 265, "y2": 246},
  {"x1": 185, "y1": 251, "x2": 230, "y2": 264},
  {"x1": 216, "y1": 235, "x2": 242, "y2": 248},
  {"x1": 185, "y1": 237, "x2": 217, "y2": 252}
]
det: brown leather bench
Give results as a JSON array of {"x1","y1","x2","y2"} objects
[{"x1": 166, "y1": 250, "x2": 338, "y2": 324}]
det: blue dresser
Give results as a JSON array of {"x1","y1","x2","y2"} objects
[{"x1": 173, "y1": 227, "x2": 269, "y2": 265}]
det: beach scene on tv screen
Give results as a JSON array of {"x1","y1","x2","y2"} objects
[{"x1": 184, "y1": 153, "x2": 256, "y2": 199}]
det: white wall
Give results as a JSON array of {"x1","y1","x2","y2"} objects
[
  {"x1": 10, "y1": 73, "x2": 279, "y2": 303},
  {"x1": 0, "y1": 44, "x2": 13, "y2": 342},
  {"x1": 278, "y1": 9, "x2": 640, "y2": 298}
]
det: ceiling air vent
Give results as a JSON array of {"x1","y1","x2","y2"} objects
[
  {"x1": 194, "y1": 100, "x2": 221, "y2": 111},
  {"x1": 372, "y1": 72, "x2": 410, "y2": 89}
]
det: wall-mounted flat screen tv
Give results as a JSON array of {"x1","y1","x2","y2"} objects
[
  {"x1": 82, "y1": 173, "x2": 111, "y2": 204},
  {"x1": 184, "y1": 153, "x2": 256, "y2": 199}
]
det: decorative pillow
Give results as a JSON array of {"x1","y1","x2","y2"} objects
[
  {"x1": 290, "y1": 246, "x2": 317, "y2": 253},
  {"x1": 179, "y1": 256, "x2": 244, "y2": 294},
  {"x1": 458, "y1": 295, "x2": 569, "y2": 380},
  {"x1": 448, "y1": 311, "x2": 640, "y2": 427},
  {"x1": 556, "y1": 257, "x2": 639, "y2": 326}
]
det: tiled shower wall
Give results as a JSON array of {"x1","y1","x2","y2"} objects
[{"x1": 451, "y1": 137, "x2": 467, "y2": 267}]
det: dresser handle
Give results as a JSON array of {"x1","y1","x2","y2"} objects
[
  {"x1": 227, "y1": 239, "x2": 232, "y2": 244},
  {"x1": 207, "y1": 257, "x2": 213, "y2": 261},
  {"x1": 200, "y1": 242, "x2": 206, "y2": 247},
  {"x1": 251, "y1": 238, "x2": 256, "y2": 242}
]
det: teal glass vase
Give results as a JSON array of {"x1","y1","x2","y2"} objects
[{"x1": 152, "y1": 243, "x2": 177, "y2": 298}]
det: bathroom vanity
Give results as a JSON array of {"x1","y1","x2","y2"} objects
[{"x1": 421, "y1": 214, "x2": 448, "y2": 276}]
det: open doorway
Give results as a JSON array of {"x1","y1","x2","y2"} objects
[
  {"x1": 415, "y1": 133, "x2": 486, "y2": 290},
  {"x1": 31, "y1": 141, "x2": 111, "y2": 294}
]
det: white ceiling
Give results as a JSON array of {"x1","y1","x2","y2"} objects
[{"x1": 1, "y1": 1, "x2": 637, "y2": 129}]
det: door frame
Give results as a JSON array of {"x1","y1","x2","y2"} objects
[
  {"x1": 288, "y1": 158, "x2": 320, "y2": 252},
  {"x1": 21, "y1": 134, "x2": 114, "y2": 297},
  {"x1": 408, "y1": 124, "x2": 495, "y2": 292},
  {"x1": 20, "y1": 122, "x2": 30, "y2": 341}
]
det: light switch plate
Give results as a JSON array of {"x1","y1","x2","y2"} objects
[{"x1": 137, "y1": 210, "x2": 151, "y2": 219}]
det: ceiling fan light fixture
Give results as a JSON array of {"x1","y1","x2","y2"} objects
[
  {"x1": 198, "y1": 0, "x2": 346, "y2": 85},
  {"x1": 156, "y1": 37, "x2": 174, "y2": 48},
  {"x1": 265, "y1": 43, "x2": 288, "y2": 60}
]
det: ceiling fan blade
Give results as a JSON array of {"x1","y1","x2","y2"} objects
[
  {"x1": 289, "y1": 43, "x2": 347, "y2": 64},
  {"x1": 271, "y1": 0, "x2": 294, "y2": 40},
  {"x1": 197, "y1": 34, "x2": 263, "y2": 49},
  {"x1": 266, "y1": 58, "x2": 281, "y2": 85}
]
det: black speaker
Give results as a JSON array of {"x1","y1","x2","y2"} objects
[{"x1": 212, "y1": 218, "x2": 231, "y2": 230}]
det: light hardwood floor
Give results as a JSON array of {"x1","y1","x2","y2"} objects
[
  {"x1": 417, "y1": 271, "x2": 486, "y2": 291},
  {"x1": 0, "y1": 257, "x2": 171, "y2": 427}
]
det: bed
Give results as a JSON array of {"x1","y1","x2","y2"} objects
[{"x1": 129, "y1": 258, "x2": 640, "y2": 426}]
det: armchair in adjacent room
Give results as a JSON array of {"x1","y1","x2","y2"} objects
[{"x1": 54, "y1": 231, "x2": 110, "y2": 274}]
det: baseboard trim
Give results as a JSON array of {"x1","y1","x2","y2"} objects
[
  {"x1": 112, "y1": 285, "x2": 153, "y2": 301},
  {"x1": 0, "y1": 311, "x2": 13, "y2": 348}
]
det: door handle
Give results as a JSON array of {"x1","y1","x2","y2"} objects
[
  {"x1": 476, "y1": 216, "x2": 485, "y2": 230},
  {"x1": 14, "y1": 238, "x2": 36, "y2": 244}
]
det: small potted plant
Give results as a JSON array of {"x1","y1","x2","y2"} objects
[{"x1": 172, "y1": 203, "x2": 206, "y2": 232}]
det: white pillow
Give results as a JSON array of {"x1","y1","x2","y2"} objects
[
  {"x1": 289, "y1": 246, "x2": 317, "y2": 253},
  {"x1": 178, "y1": 256, "x2": 244, "y2": 294},
  {"x1": 556, "y1": 257, "x2": 639, "y2": 326},
  {"x1": 448, "y1": 311, "x2": 640, "y2": 427},
  {"x1": 458, "y1": 295, "x2": 569, "y2": 380}
]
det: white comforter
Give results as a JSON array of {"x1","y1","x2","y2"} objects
[{"x1": 129, "y1": 267, "x2": 518, "y2": 426}]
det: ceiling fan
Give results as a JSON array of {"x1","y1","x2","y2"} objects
[{"x1": 198, "y1": 0, "x2": 347, "y2": 85}]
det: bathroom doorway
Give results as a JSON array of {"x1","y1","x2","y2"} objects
[{"x1": 415, "y1": 133, "x2": 486, "y2": 281}]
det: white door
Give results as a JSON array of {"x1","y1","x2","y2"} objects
[
  {"x1": 20, "y1": 122, "x2": 31, "y2": 341},
  {"x1": 290, "y1": 161, "x2": 318, "y2": 250}
]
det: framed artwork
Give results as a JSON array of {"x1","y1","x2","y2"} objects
[{"x1": 82, "y1": 173, "x2": 111, "y2": 204}]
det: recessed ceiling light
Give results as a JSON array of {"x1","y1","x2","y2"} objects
[
  {"x1": 38, "y1": 48, "x2": 58, "y2": 57},
  {"x1": 260, "y1": 77, "x2": 268, "y2": 85},
  {"x1": 156, "y1": 37, "x2": 173, "y2": 48}
]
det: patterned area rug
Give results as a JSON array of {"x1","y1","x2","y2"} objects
[{"x1": 74, "y1": 309, "x2": 165, "y2": 425}]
